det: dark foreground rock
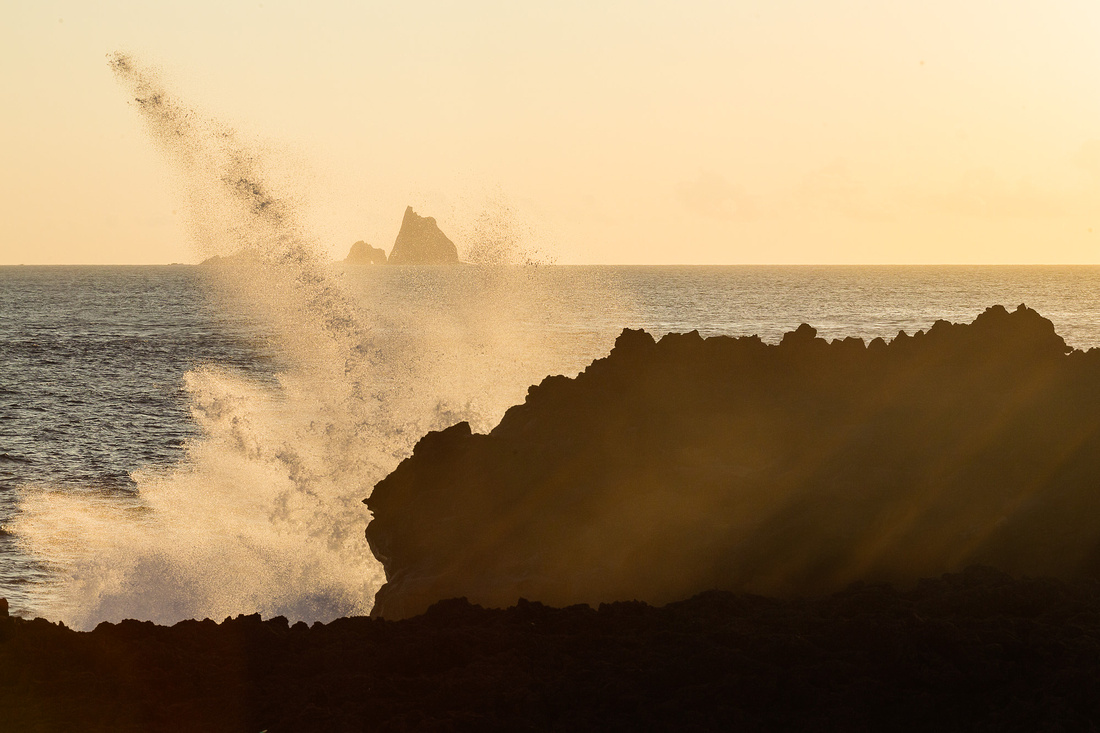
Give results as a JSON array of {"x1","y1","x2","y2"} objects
[
  {"x1": 367, "y1": 305, "x2": 1100, "y2": 619},
  {"x1": 2, "y1": 569, "x2": 1100, "y2": 732},
  {"x1": 387, "y1": 206, "x2": 460, "y2": 264}
]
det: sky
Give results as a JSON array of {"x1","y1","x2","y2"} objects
[{"x1": 2, "y1": 0, "x2": 1099, "y2": 265}]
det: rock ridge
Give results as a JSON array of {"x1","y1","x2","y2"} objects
[
  {"x1": 387, "y1": 206, "x2": 460, "y2": 265},
  {"x1": 366, "y1": 304, "x2": 1100, "y2": 619},
  {"x1": 5, "y1": 568, "x2": 1100, "y2": 730}
]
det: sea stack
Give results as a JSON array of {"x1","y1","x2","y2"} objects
[
  {"x1": 388, "y1": 206, "x2": 460, "y2": 265},
  {"x1": 345, "y1": 240, "x2": 387, "y2": 264}
]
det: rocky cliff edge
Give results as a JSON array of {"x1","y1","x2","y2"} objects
[{"x1": 366, "y1": 305, "x2": 1100, "y2": 619}]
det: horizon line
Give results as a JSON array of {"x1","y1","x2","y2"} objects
[{"x1": 4, "y1": 262, "x2": 1100, "y2": 268}]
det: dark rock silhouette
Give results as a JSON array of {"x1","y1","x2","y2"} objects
[
  {"x1": 366, "y1": 304, "x2": 1100, "y2": 619},
  {"x1": 344, "y1": 240, "x2": 387, "y2": 264},
  {"x1": 4, "y1": 570, "x2": 1100, "y2": 731},
  {"x1": 387, "y1": 206, "x2": 460, "y2": 265}
]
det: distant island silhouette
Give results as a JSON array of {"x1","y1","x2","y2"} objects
[
  {"x1": 367, "y1": 304, "x2": 1100, "y2": 619},
  {"x1": 344, "y1": 206, "x2": 461, "y2": 265},
  {"x1": 344, "y1": 240, "x2": 387, "y2": 265},
  {"x1": 198, "y1": 206, "x2": 461, "y2": 266},
  {"x1": 197, "y1": 251, "x2": 257, "y2": 267}
]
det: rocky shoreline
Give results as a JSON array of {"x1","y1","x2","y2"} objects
[
  {"x1": 9, "y1": 305, "x2": 1100, "y2": 730},
  {"x1": 367, "y1": 305, "x2": 1100, "y2": 619},
  {"x1": 3, "y1": 567, "x2": 1100, "y2": 731}
]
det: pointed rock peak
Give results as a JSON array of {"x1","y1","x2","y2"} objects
[
  {"x1": 389, "y1": 206, "x2": 460, "y2": 265},
  {"x1": 402, "y1": 205, "x2": 435, "y2": 226}
]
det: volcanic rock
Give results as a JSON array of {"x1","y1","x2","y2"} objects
[
  {"x1": 5, "y1": 571, "x2": 1100, "y2": 731},
  {"x1": 344, "y1": 240, "x2": 387, "y2": 264},
  {"x1": 387, "y1": 206, "x2": 459, "y2": 265},
  {"x1": 365, "y1": 304, "x2": 1100, "y2": 619}
]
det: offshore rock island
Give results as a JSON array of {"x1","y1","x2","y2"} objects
[
  {"x1": 367, "y1": 304, "x2": 1100, "y2": 619},
  {"x1": 342, "y1": 206, "x2": 461, "y2": 265},
  {"x1": 387, "y1": 206, "x2": 459, "y2": 264},
  {"x1": 344, "y1": 240, "x2": 387, "y2": 264}
]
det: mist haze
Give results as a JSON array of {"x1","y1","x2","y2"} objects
[{"x1": 4, "y1": 1, "x2": 1100, "y2": 265}]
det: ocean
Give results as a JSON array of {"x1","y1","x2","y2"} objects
[{"x1": 2, "y1": 263, "x2": 1100, "y2": 628}]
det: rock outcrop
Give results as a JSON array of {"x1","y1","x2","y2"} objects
[
  {"x1": 365, "y1": 305, "x2": 1100, "y2": 619},
  {"x1": 387, "y1": 206, "x2": 460, "y2": 265},
  {"x1": 5, "y1": 570, "x2": 1100, "y2": 731},
  {"x1": 344, "y1": 240, "x2": 387, "y2": 264}
]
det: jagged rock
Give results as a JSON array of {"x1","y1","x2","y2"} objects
[
  {"x1": 365, "y1": 304, "x2": 1100, "y2": 619},
  {"x1": 344, "y1": 240, "x2": 387, "y2": 264},
  {"x1": 5, "y1": 571, "x2": 1100, "y2": 731},
  {"x1": 387, "y1": 206, "x2": 460, "y2": 265}
]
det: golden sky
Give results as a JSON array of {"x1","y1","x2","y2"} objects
[{"x1": 2, "y1": 0, "x2": 1099, "y2": 264}]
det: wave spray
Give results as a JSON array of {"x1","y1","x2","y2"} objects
[{"x1": 10, "y1": 54, "x2": 493, "y2": 628}]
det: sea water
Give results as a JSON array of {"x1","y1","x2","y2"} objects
[{"x1": 2, "y1": 263, "x2": 1100, "y2": 627}]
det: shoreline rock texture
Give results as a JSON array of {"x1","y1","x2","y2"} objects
[
  {"x1": 366, "y1": 305, "x2": 1100, "y2": 620},
  {"x1": 387, "y1": 206, "x2": 460, "y2": 265},
  {"x1": 3, "y1": 570, "x2": 1100, "y2": 731}
]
